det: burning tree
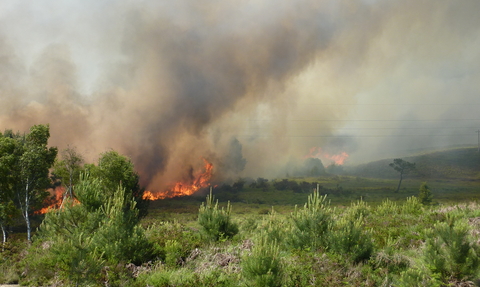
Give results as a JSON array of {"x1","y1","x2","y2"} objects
[
  {"x1": 53, "y1": 146, "x2": 84, "y2": 206},
  {"x1": 389, "y1": 158, "x2": 416, "y2": 193}
]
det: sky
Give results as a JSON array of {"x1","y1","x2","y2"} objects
[{"x1": 1, "y1": 0, "x2": 479, "y2": 190}]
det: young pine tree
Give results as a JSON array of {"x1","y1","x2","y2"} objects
[
  {"x1": 418, "y1": 182, "x2": 433, "y2": 205},
  {"x1": 198, "y1": 188, "x2": 238, "y2": 241}
]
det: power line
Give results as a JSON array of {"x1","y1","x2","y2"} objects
[
  {"x1": 236, "y1": 134, "x2": 476, "y2": 138},
  {"x1": 245, "y1": 119, "x2": 480, "y2": 122}
]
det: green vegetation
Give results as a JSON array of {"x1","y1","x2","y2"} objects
[
  {"x1": 198, "y1": 189, "x2": 239, "y2": 241},
  {"x1": 3, "y1": 125, "x2": 480, "y2": 286}
]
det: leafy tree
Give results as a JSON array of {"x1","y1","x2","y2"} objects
[
  {"x1": 389, "y1": 158, "x2": 416, "y2": 193},
  {"x1": 418, "y1": 182, "x2": 433, "y2": 205},
  {"x1": 0, "y1": 134, "x2": 19, "y2": 246},
  {"x1": 232, "y1": 178, "x2": 245, "y2": 192},
  {"x1": 86, "y1": 150, "x2": 148, "y2": 219},
  {"x1": 53, "y1": 146, "x2": 84, "y2": 204},
  {"x1": 13, "y1": 125, "x2": 57, "y2": 241}
]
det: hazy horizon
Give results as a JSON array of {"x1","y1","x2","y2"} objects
[{"x1": 1, "y1": 0, "x2": 479, "y2": 190}]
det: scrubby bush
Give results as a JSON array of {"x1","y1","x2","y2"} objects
[
  {"x1": 418, "y1": 182, "x2": 433, "y2": 205},
  {"x1": 22, "y1": 175, "x2": 153, "y2": 286},
  {"x1": 423, "y1": 219, "x2": 480, "y2": 282},
  {"x1": 145, "y1": 221, "x2": 202, "y2": 264},
  {"x1": 137, "y1": 266, "x2": 236, "y2": 287},
  {"x1": 198, "y1": 190, "x2": 239, "y2": 241},
  {"x1": 257, "y1": 209, "x2": 289, "y2": 246},
  {"x1": 287, "y1": 191, "x2": 332, "y2": 250},
  {"x1": 242, "y1": 235, "x2": 283, "y2": 287},
  {"x1": 329, "y1": 215, "x2": 374, "y2": 263}
]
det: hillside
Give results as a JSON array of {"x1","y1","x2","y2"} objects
[{"x1": 348, "y1": 147, "x2": 480, "y2": 180}]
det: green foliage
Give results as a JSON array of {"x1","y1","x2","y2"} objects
[
  {"x1": 86, "y1": 150, "x2": 148, "y2": 218},
  {"x1": 288, "y1": 191, "x2": 332, "y2": 250},
  {"x1": 400, "y1": 196, "x2": 424, "y2": 215},
  {"x1": 145, "y1": 221, "x2": 202, "y2": 263},
  {"x1": 423, "y1": 219, "x2": 480, "y2": 281},
  {"x1": 397, "y1": 266, "x2": 442, "y2": 287},
  {"x1": 418, "y1": 182, "x2": 433, "y2": 205},
  {"x1": 165, "y1": 240, "x2": 182, "y2": 267},
  {"x1": 3, "y1": 124, "x2": 58, "y2": 241},
  {"x1": 328, "y1": 215, "x2": 374, "y2": 263},
  {"x1": 344, "y1": 199, "x2": 370, "y2": 221},
  {"x1": 19, "y1": 239, "x2": 58, "y2": 286},
  {"x1": 137, "y1": 266, "x2": 236, "y2": 287},
  {"x1": 198, "y1": 190, "x2": 239, "y2": 241},
  {"x1": 29, "y1": 176, "x2": 153, "y2": 286},
  {"x1": 242, "y1": 235, "x2": 283, "y2": 287},
  {"x1": 257, "y1": 209, "x2": 289, "y2": 246}
]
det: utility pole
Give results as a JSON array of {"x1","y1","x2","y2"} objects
[{"x1": 477, "y1": 130, "x2": 480, "y2": 152}]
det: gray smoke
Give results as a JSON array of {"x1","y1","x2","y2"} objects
[{"x1": 1, "y1": 0, "x2": 479, "y2": 190}]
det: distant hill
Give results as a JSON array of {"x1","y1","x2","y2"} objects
[{"x1": 348, "y1": 147, "x2": 480, "y2": 180}]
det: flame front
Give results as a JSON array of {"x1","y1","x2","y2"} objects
[
  {"x1": 36, "y1": 186, "x2": 66, "y2": 214},
  {"x1": 143, "y1": 158, "x2": 214, "y2": 201},
  {"x1": 305, "y1": 147, "x2": 349, "y2": 165}
]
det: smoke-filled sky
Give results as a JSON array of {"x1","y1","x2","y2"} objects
[{"x1": 1, "y1": 0, "x2": 479, "y2": 190}]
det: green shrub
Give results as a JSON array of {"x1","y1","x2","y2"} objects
[
  {"x1": 418, "y1": 182, "x2": 433, "y2": 206},
  {"x1": 257, "y1": 209, "x2": 289, "y2": 247},
  {"x1": 136, "y1": 266, "x2": 236, "y2": 287},
  {"x1": 165, "y1": 240, "x2": 182, "y2": 267},
  {"x1": 401, "y1": 196, "x2": 424, "y2": 215},
  {"x1": 344, "y1": 199, "x2": 370, "y2": 221},
  {"x1": 18, "y1": 240, "x2": 58, "y2": 286},
  {"x1": 287, "y1": 191, "x2": 332, "y2": 250},
  {"x1": 242, "y1": 235, "x2": 283, "y2": 287},
  {"x1": 145, "y1": 221, "x2": 202, "y2": 263},
  {"x1": 371, "y1": 237, "x2": 410, "y2": 274},
  {"x1": 424, "y1": 219, "x2": 480, "y2": 282},
  {"x1": 30, "y1": 177, "x2": 153, "y2": 286},
  {"x1": 328, "y1": 215, "x2": 374, "y2": 263},
  {"x1": 397, "y1": 266, "x2": 441, "y2": 287},
  {"x1": 198, "y1": 190, "x2": 239, "y2": 241},
  {"x1": 374, "y1": 199, "x2": 399, "y2": 216}
]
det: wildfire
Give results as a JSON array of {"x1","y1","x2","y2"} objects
[
  {"x1": 143, "y1": 158, "x2": 214, "y2": 201},
  {"x1": 305, "y1": 147, "x2": 349, "y2": 165},
  {"x1": 36, "y1": 186, "x2": 66, "y2": 215}
]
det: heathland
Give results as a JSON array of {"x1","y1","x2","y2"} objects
[{"x1": 1, "y1": 129, "x2": 480, "y2": 286}]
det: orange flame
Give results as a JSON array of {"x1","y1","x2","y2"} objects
[
  {"x1": 305, "y1": 147, "x2": 349, "y2": 166},
  {"x1": 143, "y1": 158, "x2": 214, "y2": 201},
  {"x1": 36, "y1": 186, "x2": 66, "y2": 214}
]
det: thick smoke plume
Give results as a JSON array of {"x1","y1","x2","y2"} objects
[{"x1": 1, "y1": 0, "x2": 479, "y2": 190}]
